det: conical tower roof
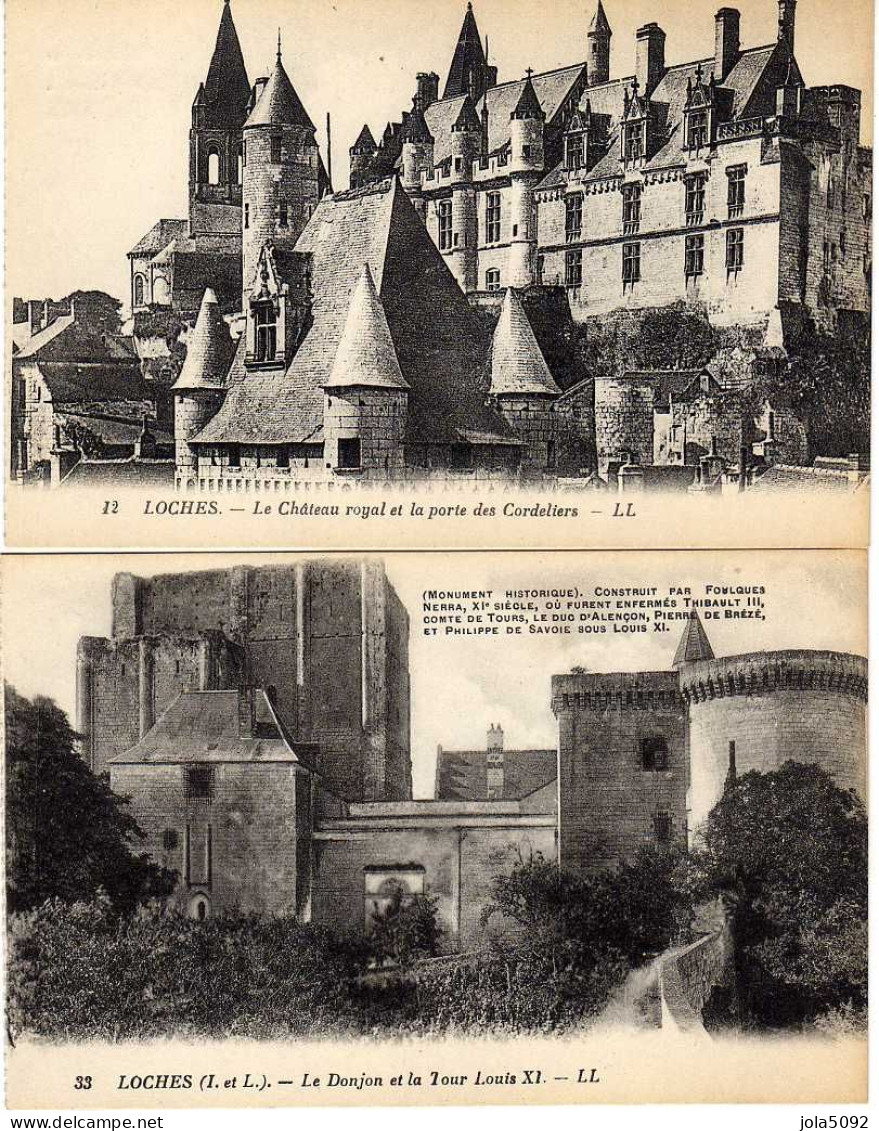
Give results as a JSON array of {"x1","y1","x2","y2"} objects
[
  {"x1": 403, "y1": 102, "x2": 434, "y2": 144},
  {"x1": 490, "y1": 289, "x2": 561, "y2": 397},
  {"x1": 325, "y1": 265, "x2": 410, "y2": 391},
  {"x1": 351, "y1": 124, "x2": 377, "y2": 153},
  {"x1": 511, "y1": 73, "x2": 545, "y2": 120},
  {"x1": 245, "y1": 48, "x2": 315, "y2": 131},
  {"x1": 200, "y1": 0, "x2": 251, "y2": 128},
  {"x1": 589, "y1": 0, "x2": 612, "y2": 37},
  {"x1": 172, "y1": 289, "x2": 232, "y2": 392},
  {"x1": 452, "y1": 94, "x2": 482, "y2": 133},
  {"x1": 443, "y1": 2, "x2": 487, "y2": 99},
  {"x1": 672, "y1": 609, "x2": 715, "y2": 668}
]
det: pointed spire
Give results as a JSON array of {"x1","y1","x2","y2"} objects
[
  {"x1": 351, "y1": 124, "x2": 378, "y2": 154},
  {"x1": 245, "y1": 51, "x2": 315, "y2": 131},
  {"x1": 172, "y1": 289, "x2": 232, "y2": 392},
  {"x1": 589, "y1": 0, "x2": 612, "y2": 37},
  {"x1": 199, "y1": 0, "x2": 251, "y2": 128},
  {"x1": 443, "y1": 2, "x2": 488, "y2": 99},
  {"x1": 672, "y1": 609, "x2": 715, "y2": 668},
  {"x1": 511, "y1": 72, "x2": 545, "y2": 120},
  {"x1": 326, "y1": 265, "x2": 410, "y2": 391},
  {"x1": 490, "y1": 289, "x2": 561, "y2": 397},
  {"x1": 277, "y1": 28, "x2": 282, "y2": 63}
]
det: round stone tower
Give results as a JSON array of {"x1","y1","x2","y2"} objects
[
  {"x1": 676, "y1": 613, "x2": 868, "y2": 835},
  {"x1": 508, "y1": 73, "x2": 545, "y2": 288},
  {"x1": 322, "y1": 264, "x2": 410, "y2": 476},
  {"x1": 489, "y1": 288, "x2": 561, "y2": 472},
  {"x1": 242, "y1": 41, "x2": 319, "y2": 296},
  {"x1": 448, "y1": 96, "x2": 481, "y2": 293},
  {"x1": 349, "y1": 123, "x2": 378, "y2": 190},
  {"x1": 401, "y1": 101, "x2": 435, "y2": 222},
  {"x1": 172, "y1": 288, "x2": 233, "y2": 487}
]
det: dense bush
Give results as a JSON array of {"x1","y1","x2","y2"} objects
[
  {"x1": 8, "y1": 897, "x2": 370, "y2": 1042},
  {"x1": 685, "y1": 762, "x2": 868, "y2": 1029}
]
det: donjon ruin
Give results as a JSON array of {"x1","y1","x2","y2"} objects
[{"x1": 76, "y1": 563, "x2": 867, "y2": 947}]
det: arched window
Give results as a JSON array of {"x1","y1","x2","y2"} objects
[
  {"x1": 189, "y1": 895, "x2": 210, "y2": 921},
  {"x1": 207, "y1": 148, "x2": 221, "y2": 185},
  {"x1": 152, "y1": 276, "x2": 170, "y2": 305},
  {"x1": 133, "y1": 273, "x2": 146, "y2": 307}
]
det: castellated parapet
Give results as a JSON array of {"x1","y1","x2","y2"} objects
[{"x1": 681, "y1": 649, "x2": 868, "y2": 834}]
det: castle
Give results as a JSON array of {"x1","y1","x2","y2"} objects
[
  {"x1": 354, "y1": 0, "x2": 871, "y2": 333},
  {"x1": 77, "y1": 562, "x2": 867, "y2": 946}
]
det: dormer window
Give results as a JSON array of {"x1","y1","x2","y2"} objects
[
  {"x1": 566, "y1": 132, "x2": 585, "y2": 171},
  {"x1": 683, "y1": 65, "x2": 717, "y2": 153},
  {"x1": 254, "y1": 301, "x2": 277, "y2": 362},
  {"x1": 686, "y1": 109, "x2": 709, "y2": 151},
  {"x1": 621, "y1": 80, "x2": 650, "y2": 166},
  {"x1": 623, "y1": 121, "x2": 645, "y2": 163}
]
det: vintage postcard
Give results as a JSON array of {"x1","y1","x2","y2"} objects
[
  {"x1": 4, "y1": 0, "x2": 873, "y2": 549},
  {"x1": 2, "y1": 548, "x2": 868, "y2": 1108}
]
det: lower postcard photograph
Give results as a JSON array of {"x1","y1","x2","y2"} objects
[{"x1": 1, "y1": 549, "x2": 868, "y2": 1108}]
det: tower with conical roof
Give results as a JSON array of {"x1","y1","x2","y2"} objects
[
  {"x1": 490, "y1": 289, "x2": 560, "y2": 470},
  {"x1": 672, "y1": 609, "x2": 715, "y2": 668},
  {"x1": 350, "y1": 124, "x2": 378, "y2": 190},
  {"x1": 172, "y1": 288, "x2": 234, "y2": 485},
  {"x1": 241, "y1": 36, "x2": 320, "y2": 298},
  {"x1": 189, "y1": 0, "x2": 251, "y2": 237},
  {"x1": 508, "y1": 73, "x2": 545, "y2": 288},
  {"x1": 401, "y1": 101, "x2": 435, "y2": 221},
  {"x1": 587, "y1": 1, "x2": 612, "y2": 86},
  {"x1": 446, "y1": 95, "x2": 482, "y2": 293},
  {"x1": 443, "y1": 3, "x2": 497, "y2": 102},
  {"x1": 323, "y1": 264, "x2": 410, "y2": 474}
]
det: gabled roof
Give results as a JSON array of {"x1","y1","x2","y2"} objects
[
  {"x1": 326, "y1": 265, "x2": 409, "y2": 390},
  {"x1": 490, "y1": 289, "x2": 561, "y2": 397},
  {"x1": 443, "y1": 2, "x2": 487, "y2": 100},
  {"x1": 12, "y1": 314, "x2": 75, "y2": 359},
  {"x1": 245, "y1": 53, "x2": 316, "y2": 131},
  {"x1": 17, "y1": 360, "x2": 150, "y2": 405},
  {"x1": 673, "y1": 610, "x2": 715, "y2": 667},
  {"x1": 193, "y1": 178, "x2": 514, "y2": 448},
  {"x1": 199, "y1": 0, "x2": 251, "y2": 128},
  {"x1": 172, "y1": 288, "x2": 234, "y2": 391},
  {"x1": 536, "y1": 41, "x2": 787, "y2": 189},
  {"x1": 128, "y1": 219, "x2": 189, "y2": 259},
  {"x1": 110, "y1": 689, "x2": 309, "y2": 765},
  {"x1": 436, "y1": 746, "x2": 557, "y2": 803}
]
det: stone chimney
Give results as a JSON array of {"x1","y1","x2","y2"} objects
[
  {"x1": 416, "y1": 72, "x2": 439, "y2": 110},
  {"x1": 635, "y1": 23, "x2": 665, "y2": 95},
  {"x1": 237, "y1": 686, "x2": 255, "y2": 739},
  {"x1": 28, "y1": 300, "x2": 44, "y2": 336},
  {"x1": 135, "y1": 415, "x2": 158, "y2": 460},
  {"x1": 777, "y1": 0, "x2": 796, "y2": 51},
  {"x1": 487, "y1": 723, "x2": 504, "y2": 752},
  {"x1": 714, "y1": 8, "x2": 740, "y2": 82}
]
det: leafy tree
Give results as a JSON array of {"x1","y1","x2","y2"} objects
[
  {"x1": 685, "y1": 761, "x2": 867, "y2": 1027},
  {"x1": 368, "y1": 891, "x2": 441, "y2": 968},
  {"x1": 4, "y1": 685, "x2": 175, "y2": 914}
]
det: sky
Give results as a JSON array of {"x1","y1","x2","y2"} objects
[
  {"x1": 6, "y1": 0, "x2": 874, "y2": 307},
  {"x1": 2, "y1": 550, "x2": 866, "y2": 797}
]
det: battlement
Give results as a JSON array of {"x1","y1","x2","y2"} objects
[
  {"x1": 679, "y1": 650, "x2": 868, "y2": 704},
  {"x1": 551, "y1": 669, "x2": 681, "y2": 714}
]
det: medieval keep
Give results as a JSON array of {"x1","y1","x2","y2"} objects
[{"x1": 77, "y1": 564, "x2": 867, "y2": 947}]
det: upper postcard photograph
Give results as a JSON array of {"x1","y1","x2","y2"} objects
[{"x1": 5, "y1": 0, "x2": 872, "y2": 549}]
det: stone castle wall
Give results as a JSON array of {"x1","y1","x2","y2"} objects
[{"x1": 552, "y1": 670, "x2": 688, "y2": 873}]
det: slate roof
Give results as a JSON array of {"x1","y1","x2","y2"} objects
[
  {"x1": 12, "y1": 315, "x2": 75, "y2": 359},
  {"x1": 194, "y1": 178, "x2": 515, "y2": 448},
  {"x1": 512, "y1": 75, "x2": 545, "y2": 121},
  {"x1": 24, "y1": 362, "x2": 151, "y2": 404},
  {"x1": 490, "y1": 289, "x2": 561, "y2": 396},
  {"x1": 673, "y1": 609, "x2": 715, "y2": 667},
  {"x1": 426, "y1": 63, "x2": 587, "y2": 165},
  {"x1": 111, "y1": 690, "x2": 306, "y2": 764},
  {"x1": 537, "y1": 41, "x2": 791, "y2": 189},
  {"x1": 352, "y1": 124, "x2": 378, "y2": 153},
  {"x1": 326, "y1": 265, "x2": 410, "y2": 390},
  {"x1": 245, "y1": 53, "x2": 316, "y2": 132},
  {"x1": 199, "y1": 0, "x2": 251, "y2": 129},
  {"x1": 435, "y1": 746, "x2": 557, "y2": 802},
  {"x1": 443, "y1": 2, "x2": 487, "y2": 100},
  {"x1": 128, "y1": 219, "x2": 189, "y2": 259},
  {"x1": 172, "y1": 288, "x2": 234, "y2": 391},
  {"x1": 60, "y1": 458, "x2": 176, "y2": 487},
  {"x1": 56, "y1": 411, "x2": 173, "y2": 447},
  {"x1": 748, "y1": 464, "x2": 864, "y2": 494}
]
